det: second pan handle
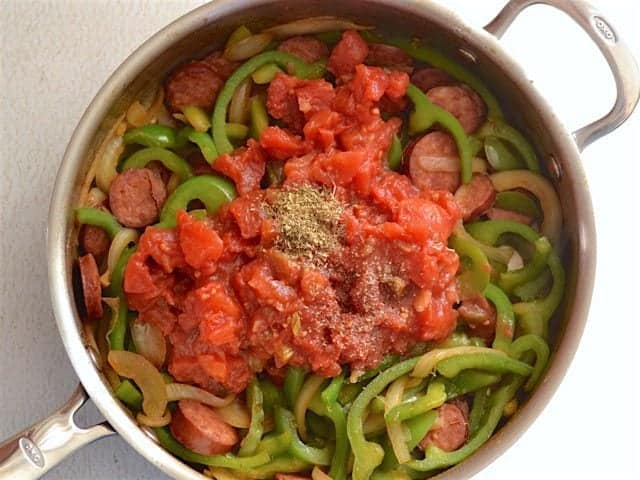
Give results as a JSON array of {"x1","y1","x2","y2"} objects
[{"x1": 485, "y1": 0, "x2": 640, "y2": 151}]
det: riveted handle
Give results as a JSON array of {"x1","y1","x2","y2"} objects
[
  {"x1": 0, "y1": 385, "x2": 115, "y2": 479},
  {"x1": 485, "y1": 0, "x2": 640, "y2": 151}
]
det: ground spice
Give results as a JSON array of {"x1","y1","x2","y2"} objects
[{"x1": 267, "y1": 184, "x2": 344, "y2": 263}]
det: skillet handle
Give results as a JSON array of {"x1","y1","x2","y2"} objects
[
  {"x1": 0, "y1": 385, "x2": 115, "y2": 480},
  {"x1": 485, "y1": 0, "x2": 640, "y2": 151}
]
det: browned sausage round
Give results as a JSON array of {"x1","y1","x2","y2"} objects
[
  {"x1": 278, "y1": 36, "x2": 330, "y2": 64},
  {"x1": 426, "y1": 85, "x2": 486, "y2": 134},
  {"x1": 78, "y1": 253, "x2": 103, "y2": 320},
  {"x1": 201, "y1": 50, "x2": 240, "y2": 79},
  {"x1": 170, "y1": 400, "x2": 239, "y2": 455},
  {"x1": 146, "y1": 160, "x2": 171, "y2": 185},
  {"x1": 365, "y1": 43, "x2": 413, "y2": 71},
  {"x1": 487, "y1": 207, "x2": 533, "y2": 225},
  {"x1": 164, "y1": 61, "x2": 224, "y2": 113},
  {"x1": 457, "y1": 294, "x2": 497, "y2": 342},
  {"x1": 454, "y1": 174, "x2": 496, "y2": 221},
  {"x1": 408, "y1": 131, "x2": 461, "y2": 193},
  {"x1": 420, "y1": 399, "x2": 469, "y2": 452},
  {"x1": 79, "y1": 225, "x2": 110, "y2": 262},
  {"x1": 109, "y1": 168, "x2": 167, "y2": 228},
  {"x1": 411, "y1": 67, "x2": 455, "y2": 92}
]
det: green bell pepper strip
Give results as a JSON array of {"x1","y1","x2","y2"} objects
[
  {"x1": 274, "y1": 407, "x2": 332, "y2": 465},
  {"x1": 484, "y1": 283, "x2": 515, "y2": 353},
  {"x1": 307, "y1": 411, "x2": 335, "y2": 440},
  {"x1": 406, "y1": 410, "x2": 439, "y2": 451},
  {"x1": 250, "y1": 96, "x2": 270, "y2": 140},
  {"x1": 495, "y1": 191, "x2": 541, "y2": 218},
  {"x1": 256, "y1": 431, "x2": 292, "y2": 457},
  {"x1": 213, "y1": 51, "x2": 327, "y2": 155},
  {"x1": 227, "y1": 25, "x2": 252, "y2": 47},
  {"x1": 370, "y1": 396, "x2": 386, "y2": 415},
  {"x1": 385, "y1": 380, "x2": 447, "y2": 423},
  {"x1": 182, "y1": 106, "x2": 211, "y2": 132},
  {"x1": 259, "y1": 378, "x2": 284, "y2": 416},
  {"x1": 238, "y1": 379, "x2": 265, "y2": 457},
  {"x1": 76, "y1": 207, "x2": 122, "y2": 238},
  {"x1": 468, "y1": 387, "x2": 491, "y2": 437},
  {"x1": 123, "y1": 124, "x2": 180, "y2": 149},
  {"x1": 449, "y1": 233, "x2": 491, "y2": 294},
  {"x1": 406, "y1": 83, "x2": 473, "y2": 184},
  {"x1": 509, "y1": 334, "x2": 550, "y2": 391},
  {"x1": 484, "y1": 136, "x2": 523, "y2": 171},
  {"x1": 440, "y1": 332, "x2": 486, "y2": 348},
  {"x1": 338, "y1": 382, "x2": 362, "y2": 406},
  {"x1": 180, "y1": 127, "x2": 219, "y2": 165},
  {"x1": 154, "y1": 427, "x2": 270, "y2": 468},
  {"x1": 387, "y1": 134, "x2": 403, "y2": 171},
  {"x1": 442, "y1": 370, "x2": 502, "y2": 399},
  {"x1": 243, "y1": 456, "x2": 310, "y2": 480},
  {"x1": 120, "y1": 147, "x2": 193, "y2": 182},
  {"x1": 252, "y1": 63, "x2": 284, "y2": 84},
  {"x1": 436, "y1": 352, "x2": 533, "y2": 378},
  {"x1": 408, "y1": 377, "x2": 524, "y2": 472},
  {"x1": 347, "y1": 357, "x2": 420, "y2": 480},
  {"x1": 156, "y1": 175, "x2": 236, "y2": 228},
  {"x1": 357, "y1": 355, "x2": 401, "y2": 383},
  {"x1": 498, "y1": 236, "x2": 551, "y2": 294},
  {"x1": 283, "y1": 366, "x2": 307, "y2": 410},
  {"x1": 472, "y1": 119, "x2": 540, "y2": 172},
  {"x1": 466, "y1": 220, "x2": 565, "y2": 338},
  {"x1": 321, "y1": 374, "x2": 349, "y2": 480},
  {"x1": 385, "y1": 38, "x2": 503, "y2": 119},
  {"x1": 114, "y1": 379, "x2": 142, "y2": 410},
  {"x1": 513, "y1": 268, "x2": 552, "y2": 301},
  {"x1": 106, "y1": 245, "x2": 136, "y2": 350},
  {"x1": 226, "y1": 122, "x2": 250, "y2": 140}
]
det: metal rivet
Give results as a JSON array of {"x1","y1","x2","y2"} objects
[
  {"x1": 548, "y1": 154, "x2": 563, "y2": 182},
  {"x1": 458, "y1": 47, "x2": 477, "y2": 64}
]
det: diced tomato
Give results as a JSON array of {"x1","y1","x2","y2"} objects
[
  {"x1": 137, "y1": 227, "x2": 186, "y2": 273},
  {"x1": 177, "y1": 210, "x2": 223, "y2": 271},
  {"x1": 227, "y1": 190, "x2": 267, "y2": 239},
  {"x1": 267, "y1": 73, "x2": 306, "y2": 131},
  {"x1": 213, "y1": 140, "x2": 266, "y2": 195},
  {"x1": 139, "y1": 299, "x2": 178, "y2": 335},
  {"x1": 197, "y1": 352, "x2": 228, "y2": 383},
  {"x1": 260, "y1": 126, "x2": 311, "y2": 160},
  {"x1": 327, "y1": 30, "x2": 369, "y2": 77}
]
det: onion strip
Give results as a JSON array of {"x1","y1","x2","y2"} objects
[
  {"x1": 86, "y1": 187, "x2": 107, "y2": 207},
  {"x1": 312, "y1": 466, "x2": 334, "y2": 480},
  {"x1": 166, "y1": 383, "x2": 235, "y2": 408},
  {"x1": 95, "y1": 135, "x2": 124, "y2": 193},
  {"x1": 385, "y1": 376, "x2": 411, "y2": 464},
  {"x1": 215, "y1": 400, "x2": 251, "y2": 428},
  {"x1": 228, "y1": 78, "x2": 252, "y2": 124},
  {"x1": 108, "y1": 350, "x2": 168, "y2": 418},
  {"x1": 294, "y1": 374, "x2": 326, "y2": 441},
  {"x1": 490, "y1": 170, "x2": 562, "y2": 245},
  {"x1": 412, "y1": 346, "x2": 505, "y2": 378},
  {"x1": 263, "y1": 16, "x2": 373, "y2": 38},
  {"x1": 137, "y1": 409, "x2": 172, "y2": 428},
  {"x1": 100, "y1": 228, "x2": 138, "y2": 287},
  {"x1": 224, "y1": 33, "x2": 273, "y2": 62},
  {"x1": 204, "y1": 468, "x2": 245, "y2": 480},
  {"x1": 130, "y1": 317, "x2": 166, "y2": 368}
]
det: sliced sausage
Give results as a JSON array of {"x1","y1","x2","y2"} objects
[
  {"x1": 487, "y1": 207, "x2": 533, "y2": 225},
  {"x1": 408, "y1": 131, "x2": 461, "y2": 193},
  {"x1": 426, "y1": 85, "x2": 486, "y2": 134},
  {"x1": 164, "y1": 61, "x2": 224, "y2": 113},
  {"x1": 420, "y1": 399, "x2": 469, "y2": 452},
  {"x1": 201, "y1": 50, "x2": 240, "y2": 79},
  {"x1": 278, "y1": 36, "x2": 330, "y2": 63},
  {"x1": 187, "y1": 151, "x2": 214, "y2": 176},
  {"x1": 78, "y1": 254, "x2": 103, "y2": 320},
  {"x1": 454, "y1": 174, "x2": 496, "y2": 221},
  {"x1": 109, "y1": 168, "x2": 167, "y2": 228},
  {"x1": 411, "y1": 67, "x2": 455, "y2": 92},
  {"x1": 457, "y1": 294, "x2": 497, "y2": 342},
  {"x1": 170, "y1": 400, "x2": 239, "y2": 456},
  {"x1": 365, "y1": 43, "x2": 413, "y2": 71},
  {"x1": 147, "y1": 160, "x2": 171, "y2": 185},
  {"x1": 79, "y1": 225, "x2": 110, "y2": 262}
]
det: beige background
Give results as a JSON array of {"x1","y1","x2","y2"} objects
[{"x1": 0, "y1": 0, "x2": 638, "y2": 479}]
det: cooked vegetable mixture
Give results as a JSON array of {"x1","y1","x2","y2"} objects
[{"x1": 75, "y1": 17, "x2": 564, "y2": 480}]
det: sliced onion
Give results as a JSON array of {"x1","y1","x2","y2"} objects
[
  {"x1": 166, "y1": 383, "x2": 235, "y2": 408},
  {"x1": 228, "y1": 78, "x2": 252, "y2": 124},
  {"x1": 312, "y1": 466, "x2": 334, "y2": 480},
  {"x1": 95, "y1": 135, "x2": 124, "y2": 192},
  {"x1": 215, "y1": 399, "x2": 251, "y2": 428},
  {"x1": 295, "y1": 374, "x2": 325, "y2": 440},
  {"x1": 490, "y1": 170, "x2": 562, "y2": 245},
  {"x1": 156, "y1": 105, "x2": 178, "y2": 127},
  {"x1": 224, "y1": 33, "x2": 273, "y2": 62},
  {"x1": 144, "y1": 88, "x2": 165, "y2": 124},
  {"x1": 86, "y1": 187, "x2": 107, "y2": 208},
  {"x1": 385, "y1": 376, "x2": 411, "y2": 464},
  {"x1": 102, "y1": 297, "x2": 120, "y2": 352},
  {"x1": 137, "y1": 409, "x2": 172, "y2": 427},
  {"x1": 108, "y1": 350, "x2": 168, "y2": 418},
  {"x1": 263, "y1": 16, "x2": 373, "y2": 38},
  {"x1": 100, "y1": 228, "x2": 138, "y2": 287},
  {"x1": 204, "y1": 467, "x2": 244, "y2": 480},
  {"x1": 126, "y1": 101, "x2": 148, "y2": 127},
  {"x1": 166, "y1": 172, "x2": 181, "y2": 194},
  {"x1": 362, "y1": 411, "x2": 386, "y2": 436},
  {"x1": 130, "y1": 317, "x2": 166, "y2": 368},
  {"x1": 507, "y1": 250, "x2": 524, "y2": 271},
  {"x1": 412, "y1": 346, "x2": 505, "y2": 378}
]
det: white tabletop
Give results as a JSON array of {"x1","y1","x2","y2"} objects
[{"x1": 1, "y1": 1, "x2": 638, "y2": 479}]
